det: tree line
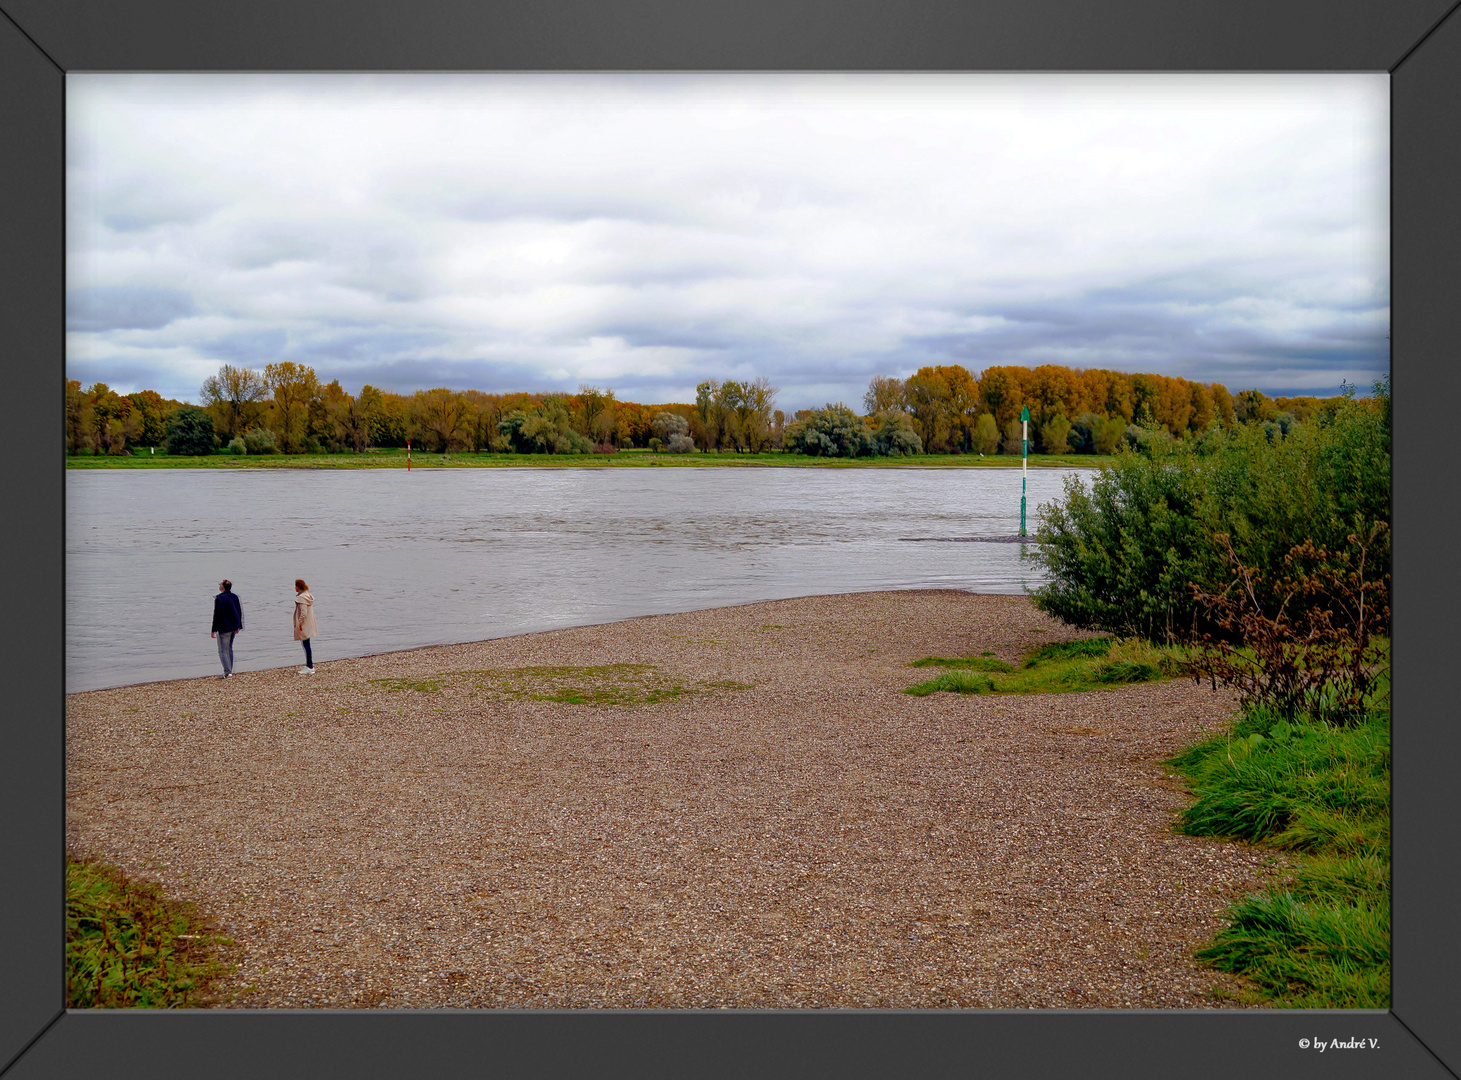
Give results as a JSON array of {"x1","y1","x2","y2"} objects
[{"x1": 65, "y1": 360, "x2": 1352, "y2": 457}]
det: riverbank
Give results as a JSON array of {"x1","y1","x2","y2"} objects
[
  {"x1": 66, "y1": 590, "x2": 1273, "y2": 1009},
  {"x1": 65, "y1": 449, "x2": 1111, "y2": 469}
]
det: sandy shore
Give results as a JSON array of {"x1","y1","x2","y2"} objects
[{"x1": 66, "y1": 590, "x2": 1277, "y2": 1009}]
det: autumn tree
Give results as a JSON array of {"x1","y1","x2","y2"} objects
[
  {"x1": 411, "y1": 388, "x2": 472, "y2": 452},
  {"x1": 200, "y1": 364, "x2": 269, "y2": 442},
  {"x1": 263, "y1": 362, "x2": 320, "y2": 452},
  {"x1": 125, "y1": 390, "x2": 171, "y2": 447},
  {"x1": 695, "y1": 380, "x2": 723, "y2": 450},
  {"x1": 863, "y1": 375, "x2": 906, "y2": 414},
  {"x1": 65, "y1": 380, "x2": 94, "y2": 453},
  {"x1": 716, "y1": 377, "x2": 777, "y2": 452}
]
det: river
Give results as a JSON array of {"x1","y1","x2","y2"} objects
[{"x1": 65, "y1": 464, "x2": 1089, "y2": 691}]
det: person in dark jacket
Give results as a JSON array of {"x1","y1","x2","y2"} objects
[{"x1": 211, "y1": 579, "x2": 244, "y2": 678}]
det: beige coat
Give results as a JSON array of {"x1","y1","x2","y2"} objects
[{"x1": 293, "y1": 590, "x2": 318, "y2": 640}]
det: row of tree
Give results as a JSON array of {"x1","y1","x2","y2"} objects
[
  {"x1": 65, "y1": 360, "x2": 1350, "y2": 457},
  {"x1": 861, "y1": 364, "x2": 1350, "y2": 456}
]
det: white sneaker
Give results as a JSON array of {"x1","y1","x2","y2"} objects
[{"x1": 298, "y1": 666, "x2": 315, "y2": 675}]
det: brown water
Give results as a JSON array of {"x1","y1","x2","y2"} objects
[{"x1": 66, "y1": 465, "x2": 1085, "y2": 691}]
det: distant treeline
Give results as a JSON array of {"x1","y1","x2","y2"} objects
[{"x1": 65, "y1": 361, "x2": 1353, "y2": 457}]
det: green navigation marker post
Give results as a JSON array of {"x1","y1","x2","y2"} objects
[{"x1": 1020, "y1": 405, "x2": 1029, "y2": 536}]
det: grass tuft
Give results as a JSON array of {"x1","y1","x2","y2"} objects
[
  {"x1": 1168, "y1": 706, "x2": 1390, "y2": 1007},
  {"x1": 67, "y1": 853, "x2": 231, "y2": 1008}
]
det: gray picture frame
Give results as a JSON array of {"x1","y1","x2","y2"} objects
[{"x1": 2, "y1": 1, "x2": 1455, "y2": 1076}]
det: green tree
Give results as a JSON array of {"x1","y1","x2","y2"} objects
[
  {"x1": 1092, "y1": 416, "x2": 1126, "y2": 456},
  {"x1": 1039, "y1": 413, "x2": 1072, "y2": 455},
  {"x1": 165, "y1": 406, "x2": 217, "y2": 456},
  {"x1": 972, "y1": 413, "x2": 1000, "y2": 455}
]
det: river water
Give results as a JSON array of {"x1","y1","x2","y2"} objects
[{"x1": 65, "y1": 465, "x2": 1088, "y2": 692}]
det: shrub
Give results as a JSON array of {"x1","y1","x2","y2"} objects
[
  {"x1": 651, "y1": 411, "x2": 689, "y2": 443},
  {"x1": 551, "y1": 429, "x2": 592, "y2": 454},
  {"x1": 226, "y1": 437, "x2": 246, "y2": 455},
  {"x1": 666, "y1": 433, "x2": 696, "y2": 454},
  {"x1": 164, "y1": 407, "x2": 217, "y2": 456},
  {"x1": 1031, "y1": 441, "x2": 1218, "y2": 639},
  {"x1": 242, "y1": 428, "x2": 278, "y2": 454},
  {"x1": 648, "y1": 437, "x2": 662, "y2": 453},
  {"x1": 869, "y1": 410, "x2": 923, "y2": 456},
  {"x1": 1183, "y1": 525, "x2": 1389, "y2": 725},
  {"x1": 781, "y1": 404, "x2": 872, "y2": 457},
  {"x1": 1032, "y1": 397, "x2": 1390, "y2": 642}
]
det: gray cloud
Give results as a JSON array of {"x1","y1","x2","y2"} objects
[
  {"x1": 65, "y1": 74, "x2": 1389, "y2": 411},
  {"x1": 67, "y1": 287, "x2": 196, "y2": 332}
]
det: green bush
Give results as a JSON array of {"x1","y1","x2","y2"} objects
[
  {"x1": 226, "y1": 437, "x2": 246, "y2": 455},
  {"x1": 242, "y1": 427, "x2": 278, "y2": 454},
  {"x1": 1031, "y1": 394, "x2": 1390, "y2": 642},
  {"x1": 781, "y1": 404, "x2": 873, "y2": 457}
]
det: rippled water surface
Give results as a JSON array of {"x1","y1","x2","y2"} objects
[{"x1": 66, "y1": 465, "x2": 1088, "y2": 691}]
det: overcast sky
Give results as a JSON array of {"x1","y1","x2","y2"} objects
[{"x1": 66, "y1": 73, "x2": 1389, "y2": 412}]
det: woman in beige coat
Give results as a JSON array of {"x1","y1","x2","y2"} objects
[{"x1": 293, "y1": 578, "x2": 318, "y2": 674}]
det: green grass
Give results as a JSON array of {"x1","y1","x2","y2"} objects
[
  {"x1": 904, "y1": 636, "x2": 1179, "y2": 696},
  {"x1": 1167, "y1": 705, "x2": 1390, "y2": 1008},
  {"x1": 67, "y1": 853, "x2": 233, "y2": 1008},
  {"x1": 67, "y1": 448, "x2": 1117, "y2": 470},
  {"x1": 371, "y1": 663, "x2": 748, "y2": 705}
]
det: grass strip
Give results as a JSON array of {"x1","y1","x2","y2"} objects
[
  {"x1": 67, "y1": 853, "x2": 232, "y2": 1008},
  {"x1": 1167, "y1": 706, "x2": 1390, "y2": 1008},
  {"x1": 371, "y1": 663, "x2": 748, "y2": 706},
  {"x1": 904, "y1": 636, "x2": 1178, "y2": 696}
]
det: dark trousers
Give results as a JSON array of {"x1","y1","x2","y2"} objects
[
  {"x1": 301, "y1": 637, "x2": 313, "y2": 668},
  {"x1": 216, "y1": 631, "x2": 236, "y2": 675}
]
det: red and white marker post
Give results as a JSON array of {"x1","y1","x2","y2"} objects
[{"x1": 406, "y1": 440, "x2": 411, "y2": 472}]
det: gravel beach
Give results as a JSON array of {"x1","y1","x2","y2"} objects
[{"x1": 66, "y1": 590, "x2": 1277, "y2": 1009}]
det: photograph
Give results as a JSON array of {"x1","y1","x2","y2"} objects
[{"x1": 60, "y1": 70, "x2": 1393, "y2": 1016}]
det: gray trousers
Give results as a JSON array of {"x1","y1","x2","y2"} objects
[{"x1": 216, "y1": 631, "x2": 236, "y2": 674}]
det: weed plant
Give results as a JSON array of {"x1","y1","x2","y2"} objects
[
  {"x1": 67, "y1": 853, "x2": 230, "y2": 1008},
  {"x1": 1168, "y1": 705, "x2": 1390, "y2": 1007}
]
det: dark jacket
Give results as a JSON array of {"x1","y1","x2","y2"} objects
[{"x1": 212, "y1": 591, "x2": 244, "y2": 633}]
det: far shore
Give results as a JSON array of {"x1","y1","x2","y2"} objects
[
  {"x1": 66, "y1": 449, "x2": 1112, "y2": 470},
  {"x1": 67, "y1": 590, "x2": 1267, "y2": 1010}
]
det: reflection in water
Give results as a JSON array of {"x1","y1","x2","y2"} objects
[{"x1": 66, "y1": 465, "x2": 1088, "y2": 691}]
